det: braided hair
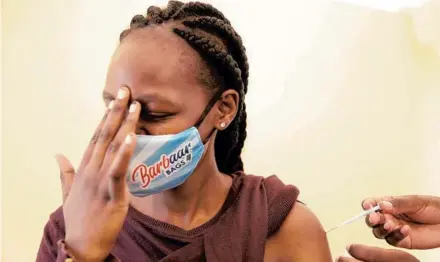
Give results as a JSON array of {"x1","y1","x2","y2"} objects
[{"x1": 120, "y1": 1, "x2": 249, "y2": 174}]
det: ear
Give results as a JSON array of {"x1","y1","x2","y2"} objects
[{"x1": 215, "y1": 89, "x2": 239, "y2": 130}]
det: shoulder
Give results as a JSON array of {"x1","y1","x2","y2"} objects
[
  {"x1": 238, "y1": 173, "x2": 301, "y2": 235},
  {"x1": 238, "y1": 173, "x2": 300, "y2": 212},
  {"x1": 265, "y1": 202, "x2": 332, "y2": 261},
  {"x1": 239, "y1": 173, "x2": 300, "y2": 199}
]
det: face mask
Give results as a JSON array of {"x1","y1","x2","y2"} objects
[{"x1": 126, "y1": 90, "x2": 222, "y2": 197}]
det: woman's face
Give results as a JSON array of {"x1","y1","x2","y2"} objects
[{"x1": 103, "y1": 25, "x2": 216, "y2": 139}]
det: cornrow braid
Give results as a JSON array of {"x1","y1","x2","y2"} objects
[
  {"x1": 182, "y1": 17, "x2": 249, "y2": 91},
  {"x1": 161, "y1": 1, "x2": 184, "y2": 20},
  {"x1": 120, "y1": 1, "x2": 249, "y2": 174},
  {"x1": 171, "y1": 2, "x2": 230, "y2": 24},
  {"x1": 147, "y1": 6, "x2": 164, "y2": 24}
]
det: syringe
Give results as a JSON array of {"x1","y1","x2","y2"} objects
[{"x1": 326, "y1": 205, "x2": 381, "y2": 234}]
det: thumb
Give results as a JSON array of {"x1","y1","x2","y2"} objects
[
  {"x1": 55, "y1": 154, "x2": 75, "y2": 203},
  {"x1": 379, "y1": 196, "x2": 426, "y2": 215}
]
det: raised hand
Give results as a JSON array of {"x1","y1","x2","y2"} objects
[{"x1": 56, "y1": 87, "x2": 140, "y2": 261}]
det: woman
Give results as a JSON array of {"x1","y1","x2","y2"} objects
[{"x1": 37, "y1": 1, "x2": 332, "y2": 261}]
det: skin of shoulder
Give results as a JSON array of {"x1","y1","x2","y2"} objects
[{"x1": 264, "y1": 202, "x2": 333, "y2": 262}]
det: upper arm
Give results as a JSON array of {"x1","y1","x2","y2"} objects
[{"x1": 265, "y1": 202, "x2": 332, "y2": 262}]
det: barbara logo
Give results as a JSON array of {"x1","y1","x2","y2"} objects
[{"x1": 131, "y1": 142, "x2": 192, "y2": 188}]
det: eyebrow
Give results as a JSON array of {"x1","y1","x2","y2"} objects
[{"x1": 102, "y1": 90, "x2": 181, "y2": 108}]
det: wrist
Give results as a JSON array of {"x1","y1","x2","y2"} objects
[{"x1": 60, "y1": 239, "x2": 109, "y2": 262}]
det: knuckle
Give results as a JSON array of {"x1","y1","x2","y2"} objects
[
  {"x1": 99, "y1": 129, "x2": 112, "y2": 141},
  {"x1": 102, "y1": 192, "x2": 111, "y2": 201},
  {"x1": 107, "y1": 142, "x2": 120, "y2": 153},
  {"x1": 109, "y1": 169, "x2": 125, "y2": 182},
  {"x1": 111, "y1": 103, "x2": 125, "y2": 113},
  {"x1": 90, "y1": 130, "x2": 101, "y2": 144},
  {"x1": 98, "y1": 183, "x2": 111, "y2": 201},
  {"x1": 102, "y1": 112, "x2": 109, "y2": 121},
  {"x1": 111, "y1": 173, "x2": 124, "y2": 183},
  {"x1": 109, "y1": 169, "x2": 123, "y2": 179}
]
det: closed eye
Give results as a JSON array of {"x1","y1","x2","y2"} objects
[{"x1": 141, "y1": 110, "x2": 174, "y2": 121}]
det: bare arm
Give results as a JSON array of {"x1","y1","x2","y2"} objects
[{"x1": 265, "y1": 203, "x2": 332, "y2": 262}]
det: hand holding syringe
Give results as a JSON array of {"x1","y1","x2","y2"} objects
[{"x1": 326, "y1": 205, "x2": 381, "y2": 234}]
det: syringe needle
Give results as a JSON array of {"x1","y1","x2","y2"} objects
[{"x1": 326, "y1": 205, "x2": 381, "y2": 234}]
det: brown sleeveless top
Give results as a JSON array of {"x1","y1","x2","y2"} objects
[{"x1": 37, "y1": 173, "x2": 299, "y2": 262}]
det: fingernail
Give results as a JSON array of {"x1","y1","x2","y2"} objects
[
  {"x1": 384, "y1": 222, "x2": 390, "y2": 230},
  {"x1": 362, "y1": 199, "x2": 374, "y2": 210},
  {"x1": 381, "y1": 201, "x2": 393, "y2": 209},
  {"x1": 129, "y1": 102, "x2": 137, "y2": 113},
  {"x1": 368, "y1": 214, "x2": 375, "y2": 224},
  {"x1": 125, "y1": 133, "x2": 133, "y2": 144},
  {"x1": 117, "y1": 88, "x2": 127, "y2": 99},
  {"x1": 401, "y1": 225, "x2": 410, "y2": 234},
  {"x1": 108, "y1": 100, "x2": 115, "y2": 109}
]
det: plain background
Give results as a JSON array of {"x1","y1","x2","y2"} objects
[{"x1": 2, "y1": 0, "x2": 440, "y2": 261}]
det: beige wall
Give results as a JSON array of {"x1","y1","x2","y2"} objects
[
  {"x1": 1, "y1": 1, "x2": 3, "y2": 260},
  {"x1": 2, "y1": 0, "x2": 440, "y2": 261}
]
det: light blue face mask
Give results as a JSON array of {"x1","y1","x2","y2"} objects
[{"x1": 126, "y1": 91, "x2": 222, "y2": 197}]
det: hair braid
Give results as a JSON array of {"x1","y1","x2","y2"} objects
[
  {"x1": 173, "y1": 28, "x2": 244, "y2": 90},
  {"x1": 162, "y1": 1, "x2": 184, "y2": 20},
  {"x1": 182, "y1": 17, "x2": 249, "y2": 90},
  {"x1": 120, "y1": 1, "x2": 249, "y2": 174},
  {"x1": 147, "y1": 6, "x2": 164, "y2": 24},
  {"x1": 230, "y1": 102, "x2": 247, "y2": 172},
  {"x1": 171, "y1": 2, "x2": 230, "y2": 24}
]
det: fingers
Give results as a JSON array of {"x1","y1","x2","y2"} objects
[
  {"x1": 363, "y1": 206, "x2": 412, "y2": 248},
  {"x1": 79, "y1": 107, "x2": 111, "y2": 170},
  {"x1": 368, "y1": 214, "x2": 410, "y2": 245},
  {"x1": 365, "y1": 213, "x2": 413, "y2": 248},
  {"x1": 344, "y1": 244, "x2": 420, "y2": 262},
  {"x1": 363, "y1": 196, "x2": 426, "y2": 216},
  {"x1": 336, "y1": 256, "x2": 361, "y2": 262},
  {"x1": 365, "y1": 212, "x2": 386, "y2": 227},
  {"x1": 55, "y1": 154, "x2": 75, "y2": 203},
  {"x1": 107, "y1": 133, "x2": 137, "y2": 202},
  {"x1": 101, "y1": 101, "x2": 140, "y2": 171},
  {"x1": 89, "y1": 87, "x2": 131, "y2": 168},
  {"x1": 362, "y1": 196, "x2": 394, "y2": 210},
  {"x1": 380, "y1": 196, "x2": 427, "y2": 216},
  {"x1": 385, "y1": 226, "x2": 411, "y2": 247}
]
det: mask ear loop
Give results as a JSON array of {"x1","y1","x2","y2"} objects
[{"x1": 194, "y1": 89, "x2": 224, "y2": 144}]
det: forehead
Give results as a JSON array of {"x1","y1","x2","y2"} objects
[{"x1": 105, "y1": 25, "x2": 208, "y2": 102}]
